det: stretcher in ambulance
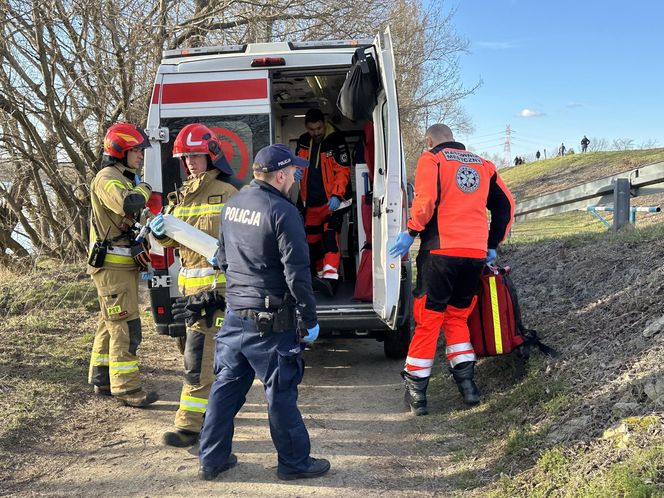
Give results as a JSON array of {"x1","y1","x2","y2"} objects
[{"x1": 143, "y1": 30, "x2": 412, "y2": 358}]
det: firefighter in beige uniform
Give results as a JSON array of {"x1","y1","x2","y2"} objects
[
  {"x1": 88, "y1": 123, "x2": 158, "y2": 407},
  {"x1": 150, "y1": 124, "x2": 239, "y2": 447}
]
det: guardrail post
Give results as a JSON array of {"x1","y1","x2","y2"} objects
[{"x1": 613, "y1": 178, "x2": 631, "y2": 231}]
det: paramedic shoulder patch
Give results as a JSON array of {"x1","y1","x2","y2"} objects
[
  {"x1": 456, "y1": 166, "x2": 480, "y2": 193},
  {"x1": 442, "y1": 149, "x2": 482, "y2": 165}
]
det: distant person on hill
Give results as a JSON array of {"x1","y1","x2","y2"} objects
[
  {"x1": 581, "y1": 135, "x2": 590, "y2": 152},
  {"x1": 536, "y1": 150, "x2": 541, "y2": 160},
  {"x1": 559, "y1": 143, "x2": 566, "y2": 156},
  {"x1": 514, "y1": 156, "x2": 519, "y2": 166}
]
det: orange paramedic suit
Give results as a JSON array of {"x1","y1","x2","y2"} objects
[
  {"x1": 404, "y1": 142, "x2": 514, "y2": 377},
  {"x1": 296, "y1": 124, "x2": 351, "y2": 280}
]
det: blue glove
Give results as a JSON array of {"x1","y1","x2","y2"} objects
[
  {"x1": 327, "y1": 196, "x2": 341, "y2": 211},
  {"x1": 149, "y1": 213, "x2": 165, "y2": 237},
  {"x1": 207, "y1": 255, "x2": 219, "y2": 268},
  {"x1": 134, "y1": 174, "x2": 142, "y2": 185},
  {"x1": 303, "y1": 323, "x2": 320, "y2": 342},
  {"x1": 294, "y1": 167, "x2": 304, "y2": 181},
  {"x1": 388, "y1": 231, "x2": 415, "y2": 258},
  {"x1": 486, "y1": 248, "x2": 497, "y2": 264}
]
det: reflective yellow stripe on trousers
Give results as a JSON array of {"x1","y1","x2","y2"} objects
[
  {"x1": 91, "y1": 352, "x2": 110, "y2": 366},
  {"x1": 109, "y1": 360, "x2": 139, "y2": 374},
  {"x1": 180, "y1": 395, "x2": 208, "y2": 413}
]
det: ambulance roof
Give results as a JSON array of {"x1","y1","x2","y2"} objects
[{"x1": 159, "y1": 40, "x2": 373, "y2": 74}]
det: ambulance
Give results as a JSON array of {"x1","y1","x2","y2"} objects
[{"x1": 143, "y1": 30, "x2": 412, "y2": 358}]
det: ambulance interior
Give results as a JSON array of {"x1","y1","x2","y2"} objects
[{"x1": 270, "y1": 68, "x2": 373, "y2": 308}]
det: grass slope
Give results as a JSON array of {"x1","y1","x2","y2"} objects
[
  {"x1": 501, "y1": 148, "x2": 664, "y2": 243},
  {"x1": 501, "y1": 148, "x2": 664, "y2": 201}
]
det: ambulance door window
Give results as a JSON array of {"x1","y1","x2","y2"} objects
[{"x1": 161, "y1": 115, "x2": 270, "y2": 196}]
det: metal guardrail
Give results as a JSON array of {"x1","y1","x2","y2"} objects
[{"x1": 514, "y1": 161, "x2": 664, "y2": 221}]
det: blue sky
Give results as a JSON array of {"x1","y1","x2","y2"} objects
[{"x1": 451, "y1": 0, "x2": 664, "y2": 164}]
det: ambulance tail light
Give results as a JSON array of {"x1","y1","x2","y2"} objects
[
  {"x1": 251, "y1": 57, "x2": 285, "y2": 67},
  {"x1": 150, "y1": 247, "x2": 175, "y2": 270},
  {"x1": 146, "y1": 192, "x2": 163, "y2": 215},
  {"x1": 150, "y1": 253, "x2": 167, "y2": 270}
]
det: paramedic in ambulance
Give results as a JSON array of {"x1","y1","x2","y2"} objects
[
  {"x1": 149, "y1": 124, "x2": 238, "y2": 447},
  {"x1": 388, "y1": 123, "x2": 514, "y2": 414},
  {"x1": 197, "y1": 144, "x2": 330, "y2": 481},
  {"x1": 296, "y1": 108, "x2": 351, "y2": 297},
  {"x1": 87, "y1": 123, "x2": 158, "y2": 408}
]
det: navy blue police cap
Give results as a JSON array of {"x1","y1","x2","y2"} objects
[{"x1": 253, "y1": 144, "x2": 309, "y2": 173}]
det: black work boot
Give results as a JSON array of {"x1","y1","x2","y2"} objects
[
  {"x1": 401, "y1": 371, "x2": 429, "y2": 416},
  {"x1": 198, "y1": 454, "x2": 238, "y2": 481},
  {"x1": 277, "y1": 457, "x2": 331, "y2": 480},
  {"x1": 162, "y1": 429, "x2": 199, "y2": 447},
  {"x1": 312, "y1": 277, "x2": 334, "y2": 298},
  {"x1": 449, "y1": 362, "x2": 480, "y2": 405},
  {"x1": 115, "y1": 390, "x2": 159, "y2": 408}
]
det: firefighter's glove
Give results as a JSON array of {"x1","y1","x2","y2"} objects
[
  {"x1": 327, "y1": 195, "x2": 341, "y2": 212},
  {"x1": 294, "y1": 167, "x2": 304, "y2": 181},
  {"x1": 171, "y1": 295, "x2": 205, "y2": 327},
  {"x1": 149, "y1": 214, "x2": 165, "y2": 238},
  {"x1": 302, "y1": 322, "x2": 320, "y2": 343},
  {"x1": 388, "y1": 231, "x2": 414, "y2": 258},
  {"x1": 486, "y1": 248, "x2": 497, "y2": 265}
]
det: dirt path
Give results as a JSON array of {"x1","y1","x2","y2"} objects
[{"x1": 15, "y1": 338, "x2": 457, "y2": 497}]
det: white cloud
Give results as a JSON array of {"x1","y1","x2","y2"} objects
[
  {"x1": 476, "y1": 41, "x2": 518, "y2": 50},
  {"x1": 518, "y1": 108, "x2": 545, "y2": 118}
]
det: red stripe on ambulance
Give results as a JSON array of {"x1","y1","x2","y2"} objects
[{"x1": 160, "y1": 79, "x2": 268, "y2": 104}]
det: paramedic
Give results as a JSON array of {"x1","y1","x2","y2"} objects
[
  {"x1": 197, "y1": 144, "x2": 330, "y2": 481},
  {"x1": 389, "y1": 123, "x2": 514, "y2": 414},
  {"x1": 296, "y1": 109, "x2": 351, "y2": 297},
  {"x1": 149, "y1": 124, "x2": 238, "y2": 447},
  {"x1": 87, "y1": 123, "x2": 158, "y2": 408}
]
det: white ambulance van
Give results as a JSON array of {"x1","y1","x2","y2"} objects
[{"x1": 143, "y1": 30, "x2": 412, "y2": 358}]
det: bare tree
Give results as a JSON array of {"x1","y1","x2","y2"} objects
[
  {"x1": 612, "y1": 138, "x2": 635, "y2": 151},
  {"x1": 385, "y1": 0, "x2": 479, "y2": 176},
  {"x1": 0, "y1": 0, "x2": 475, "y2": 262},
  {"x1": 588, "y1": 137, "x2": 608, "y2": 152},
  {"x1": 638, "y1": 139, "x2": 659, "y2": 149}
]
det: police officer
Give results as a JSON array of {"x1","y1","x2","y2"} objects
[
  {"x1": 149, "y1": 124, "x2": 238, "y2": 447},
  {"x1": 198, "y1": 144, "x2": 330, "y2": 481},
  {"x1": 389, "y1": 124, "x2": 514, "y2": 414},
  {"x1": 295, "y1": 109, "x2": 351, "y2": 296},
  {"x1": 87, "y1": 123, "x2": 158, "y2": 407}
]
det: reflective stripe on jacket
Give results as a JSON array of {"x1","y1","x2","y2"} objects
[
  {"x1": 88, "y1": 164, "x2": 152, "y2": 270},
  {"x1": 158, "y1": 169, "x2": 237, "y2": 296},
  {"x1": 296, "y1": 124, "x2": 351, "y2": 204},
  {"x1": 407, "y1": 142, "x2": 515, "y2": 258}
]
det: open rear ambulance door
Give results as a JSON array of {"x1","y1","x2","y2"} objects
[{"x1": 371, "y1": 29, "x2": 403, "y2": 329}]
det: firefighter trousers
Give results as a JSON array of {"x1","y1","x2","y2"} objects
[
  {"x1": 199, "y1": 309, "x2": 312, "y2": 474},
  {"x1": 174, "y1": 310, "x2": 224, "y2": 433},
  {"x1": 305, "y1": 205, "x2": 344, "y2": 280},
  {"x1": 88, "y1": 268, "x2": 143, "y2": 395},
  {"x1": 405, "y1": 252, "x2": 483, "y2": 378}
]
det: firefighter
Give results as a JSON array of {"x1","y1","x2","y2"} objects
[
  {"x1": 87, "y1": 123, "x2": 158, "y2": 407},
  {"x1": 148, "y1": 123, "x2": 239, "y2": 447},
  {"x1": 389, "y1": 123, "x2": 514, "y2": 414},
  {"x1": 295, "y1": 109, "x2": 351, "y2": 297},
  {"x1": 198, "y1": 144, "x2": 330, "y2": 481}
]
